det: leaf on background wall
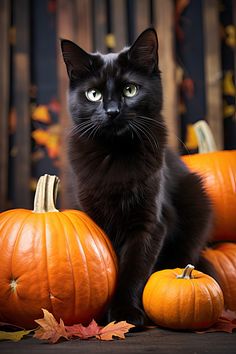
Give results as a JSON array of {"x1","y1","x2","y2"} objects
[
  {"x1": 225, "y1": 25, "x2": 236, "y2": 48},
  {"x1": 32, "y1": 124, "x2": 60, "y2": 159},
  {"x1": 223, "y1": 101, "x2": 236, "y2": 118},
  {"x1": 32, "y1": 129, "x2": 48, "y2": 145},
  {"x1": 181, "y1": 77, "x2": 195, "y2": 98},
  {"x1": 223, "y1": 71, "x2": 236, "y2": 96},
  {"x1": 175, "y1": 0, "x2": 190, "y2": 41},
  {"x1": 9, "y1": 108, "x2": 17, "y2": 134},
  {"x1": 32, "y1": 105, "x2": 51, "y2": 124},
  {"x1": 185, "y1": 124, "x2": 198, "y2": 150},
  {"x1": 48, "y1": 98, "x2": 61, "y2": 114}
]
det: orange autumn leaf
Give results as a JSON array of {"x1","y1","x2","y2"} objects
[
  {"x1": 34, "y1": 309, "x2": 68, "y2": 343},
  {"x1": 32, "y1": 126, "x2": 60, "y2": 159},
  {"x1": 96, "y1": 321, "x2": 135, "y2": 341},
  {"x1": 32, "y1": 105, "x2": 51, "y2": 124},
  {"x1": 32, "y1": 129, "x2": 49, "y2": 145}
]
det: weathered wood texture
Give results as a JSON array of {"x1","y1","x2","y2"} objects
[
  {"x1": 154, "y1": 0, "x2": 178, "y2": 149},
  {"x1": 12, "y1": 0, "x2": 31, "y2": 208},
  {"x1": 0, "y1": 0, "x2": 10, "y2": 211},
  {"x1": 1, "y1": 328, "x2": 236, "y2": 354},
  {"x1": 57, "y1": 0, "x2": 94, "y2": 208},
  {"x1": 203, "y1": 0, "x2": 223, "y2": 149},
  {"x1": 112, "y1": 0, "x2": 126, "y2": 51}
]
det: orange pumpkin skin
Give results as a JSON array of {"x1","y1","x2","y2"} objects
[
  {"x1": 203, "y1": 243, "x2": 236, "y2": 311},
  {"x1": 142, "y1": 265, "x2": 224, "y2": 330},
  {"x1": 0, "y1": 176, "x2": 117, "y2": 329},
  {"x1": 182, "y1": 150, "x2": 236, "y2": 242}
]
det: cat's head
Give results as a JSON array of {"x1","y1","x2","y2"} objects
[{"x1": 61, "y1": 28, "x2": 166, "y2": 147}]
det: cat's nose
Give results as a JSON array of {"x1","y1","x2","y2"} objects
[{"x1": 106, "y1": 105, "x2": 120, "y2": 119}]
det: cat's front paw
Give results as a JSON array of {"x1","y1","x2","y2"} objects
[{"x1": 108, "y1": 305, "x2": 148, "y2": 328}]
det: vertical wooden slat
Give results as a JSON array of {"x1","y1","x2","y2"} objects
[
  {"x1": 57, "y1": 0, "x2": 76, "y2": 208},
  {"x1": 0, "y1": 0, "x2": 10, "y2": 211},
  {"x1": 12, "y1": 0, "x2": 31, "y2": 208},
  {"x1": 154, "y1": 0, "x2": 178, "y2": 150},
  {"x1": 57, "y1": 0, "x2": 95, "y2": 208},
  {"x1": 93, "y1": 0, "x2": 107, "y2": 52},
  {"x1": 75, "y1": 0, "x2": 93, "y2": 51},
  {"x1": 136, "y1": 0, "x2": 150, "y2": 36},
  {"x1": 202, "y1": 0, "x2": 223, "y2": 150},
  {"x1": 112, "y1": 0, "x2": 126, "y2": 50}
]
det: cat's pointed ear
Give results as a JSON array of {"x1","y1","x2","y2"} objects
[
  {"x1": 60, "y1": 39, "x2": 93, "y2": 79},
  {"x1": 128, "y1": 28, "x2": 159, "y2": 73}
]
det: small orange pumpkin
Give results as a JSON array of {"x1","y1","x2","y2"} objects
[
  {"x1": 202, "y1": 242, "x2": 236, "y2": 311},
  {"x1": 182, "y1": 150, "x2": 236, "y2": 241},
  {"x1": 0, "y1": 174, "x2": 118, "y2": 329},
  {"x1": 142, "y1": 264, "x2": 224, "y2": 330}
]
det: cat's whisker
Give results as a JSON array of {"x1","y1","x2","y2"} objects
[
  {"x1": 128, "y1": 122, "x2": 143, "y2": 144},
  {"x1": 88, "y1": 124, "x2": 102, "y2": 140},
  {"x1": 77, "y1": 123, "x2": 97, "y2": 138},
  {"x1": 137, "y1": 115, "x2": 165, "y2": 128},
  {"x1": 132, "y1": 120, "x2": 159, "y2": 153}
]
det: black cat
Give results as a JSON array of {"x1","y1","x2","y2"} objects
[{"x1": 61, "y1": 28, "x2": 215, "y2": 327}]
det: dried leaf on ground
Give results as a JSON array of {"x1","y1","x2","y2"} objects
[
  {"x1": 97, "y1": 320, "x2": 135, "y2": 341},
  {"x1": 34, "y1": 309, "x2": 135, "y2": 343},
  {"x1": 196, "y1": 310, "x2": 236, "y2": 334},
  {"x1": 34, "y1": 309, "x2": 68, "y2": 343},
  {"x1": 0, "y1": 329, "x2": 33, "y2": 342},
  {"x1": 65, "y1": 319, "x2": 101, "y2": 339}
]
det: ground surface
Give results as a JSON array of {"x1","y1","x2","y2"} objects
[{"x1": 0, "y1": 328, "x2": 236, "y2": 354}]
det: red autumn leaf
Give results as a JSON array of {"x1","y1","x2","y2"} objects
[
  {"x1": 196, "y1": 310, "x2": 236, "y2": 334},
  {"x1": 65, "y1": 319, "x2": 101, "y2": 339},
  {"x1": 34, "y1": 309, "x2": 68, "y2": 343},
  {"x1": 97, "y1": 321, "x2": 135, "y2": 341},
  {"x1": 221, "y1": 309, "x2": 236, "y2": 322},
  {"x1": 48, "y1": 98, "x2": 61, "y2": 114}
]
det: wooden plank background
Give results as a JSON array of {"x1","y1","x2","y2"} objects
[
  {"x1": 0, "y1": 0, "x2": 10, "y2": 211},
  {"x1": 154, "y1": 0, "x2": 178, "y2": 149},
  {"x1": 0, "y1": 0, "x2": 233, "y2": 210},
  {"x1": 12, "y1": 0, "x2": 31, "y2": 208},
  {"x1": 203, "y1": 0, "x2": 223, "y2": 150}
]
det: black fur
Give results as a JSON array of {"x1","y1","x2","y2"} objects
[{"x1": 61, "y1": 29, "x2": 215, "y2": 327}]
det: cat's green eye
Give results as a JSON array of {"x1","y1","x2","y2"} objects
[
  {"x1": 123, "y1": 83, "x2": 138, "y2": 98},
  {"x1": 85, "y1": 88, "x2": 102, "y2": 102}
]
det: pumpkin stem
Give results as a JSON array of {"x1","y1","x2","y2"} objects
[
  {"x1": 33, "y1": 174, "x2": 60, "y2": 213},
  {"x1": 193, "y1": 120, "x2": 218, "y2": 153},
  {"x1": 177, "y1": 264, "x2": 195, "y2": 279}
]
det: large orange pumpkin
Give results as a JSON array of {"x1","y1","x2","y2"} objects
[
  {"x1": 202, "y1": 242, "x2": 236, "y2": 311},
  {"x1": 0, "y1": 174, "x2": 118, "y2": 329},
  {"x1": 182, "y1": 150, "x2": 236, "y2": 241},
  {"x1": 142, "y1": 264, "x2": 224, "y2": 330}
]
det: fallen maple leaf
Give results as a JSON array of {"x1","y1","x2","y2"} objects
[
  {"x1": 196, "y1": 310, "x2": 236, "y2": 334},
  {"x1": 65, "y1": 319, "x2": 101, "y2": 339},
  {"x1": 97, "y1": 321, "x2": 135, "y2": 341},
  {"x1": 34, "y1": 309, "x2": 135, "y2": 343},
  {"x1": 0, "y1": 329, "x2": 33, "y2": 342},
  {"x1": 34, "y1": 309, "x2": 68, "y2": 343},
  {"x1": 221, "y1": 309, "x2": 236, "y2": 322}
]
